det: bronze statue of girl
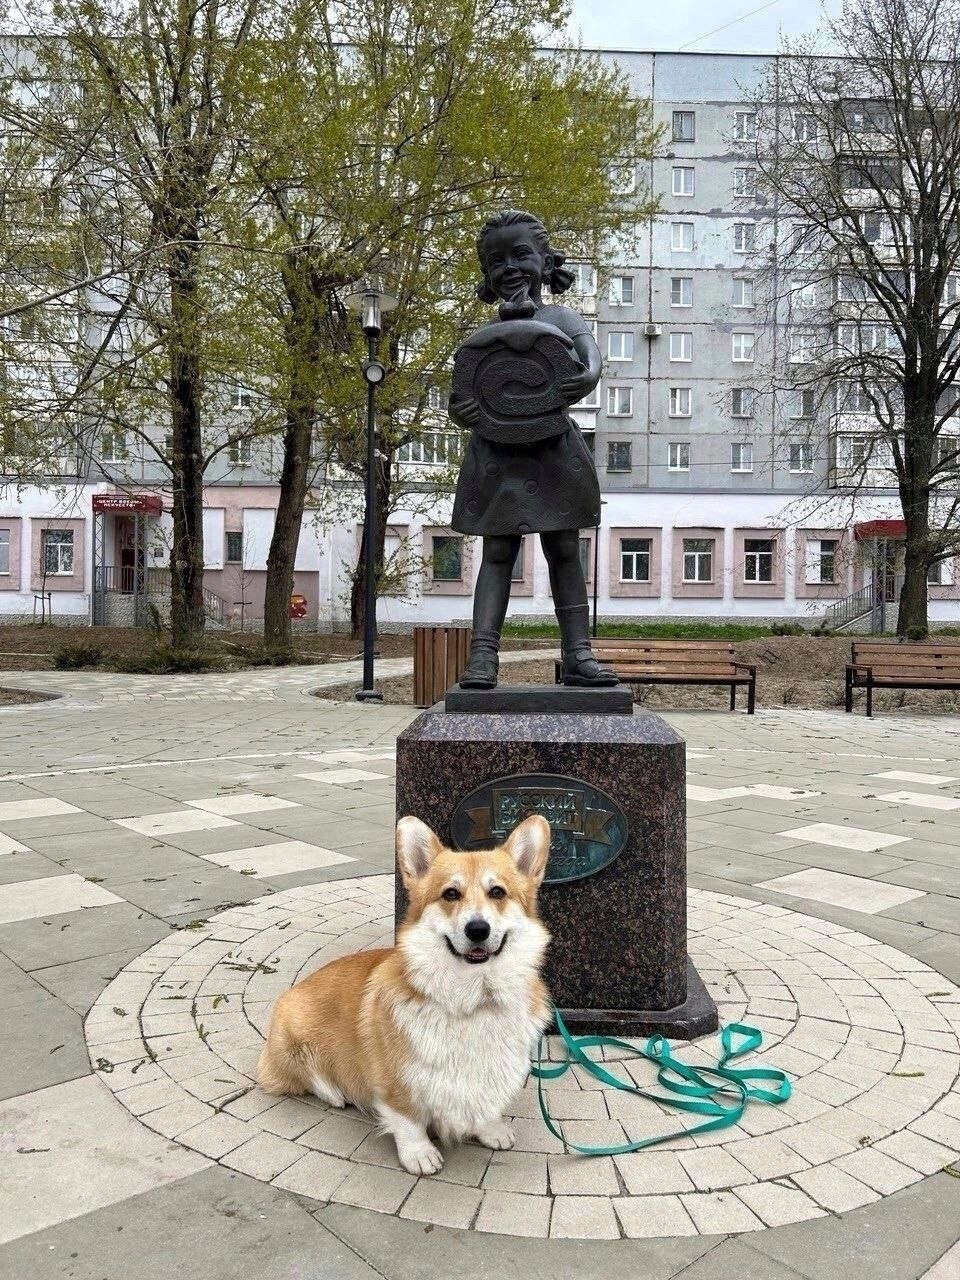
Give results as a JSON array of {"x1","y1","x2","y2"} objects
[{"x1": 448, "y1": 209, "x2": 617, "y2": 690}]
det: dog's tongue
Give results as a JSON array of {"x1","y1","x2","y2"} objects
[{"x1": 467, "y1": 946, "x2": 489, "y2": 962}]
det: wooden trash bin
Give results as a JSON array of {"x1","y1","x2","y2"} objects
[{"x1": 413, "y1": 626, "x2": 472, "y2": 707}]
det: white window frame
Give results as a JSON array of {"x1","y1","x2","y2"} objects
[
  {"x1": 672, "y1": 110, "x2": 696, "y2": 142},
  {"x1": 568, "y1": 262, "x2": 597, "y2": 296},
  {"x1": 682, "y1": 537, "x2": 713, "y2": 583},
  {"x1": 228, "y1": 438, "x2": 253, "y2": 467},
  {"x1": 669, "y1": 387, "x2": 692, "y2": 418},
  {"x1": 606, "y1": 440, "x2": 632, "y2": 473},
  {"x1": 734, "y1": 167, "x2": 757, "y2": 197},
  {"x1": 671, "y1": 221, "x2": 694, "y2": 252},
  {"x1": 732, "y1": 332, "x2": 755, "y2": 362},
  {"x1": 609, "y1": 275, "x2": 634, "y2": 306},
  {"x1": 732, "y1": 277, "x2": 754, "y2": 308},
  {"x1": 789, "y1": 441, "x2": 814, "y2": 473},
  {"x1": 731, "y1": 442, "x2": 754, "y2": 473},
  {"x1": 744, "y1": 538, "x2": 775, "y2": 583},
  {"x1": 668, "y1": 442, "x2": 690, "y2": 473},
  {"x1": 431, "y1": 534, "x2": 464, "y2": 582},
  {"x1": 793, "y1": 113, "x2": 819, "y2": 142},
  {"x1": 733, "y1": 222, "x2": 756, "y2": 253},
  {"x1": 789, "y1": 331, "x2": 816, "y2": 363},
  {"x1": 790, "y1": 280, "x2": 816, "y2": 308},
  {"x1": 734, "y1": 111, "x2": 757, "y2": 141},
  {"x1": 609, "y1": 163, "x2": 636, "y2": 194},
  {"x1": 669, "y1": 331, "x2": 692, "y2": 362},
  {"x1": 732, "y1": 388, "x2": 754, "y2": 418},
  {"x1": 42, "y1": 528, "x2": 73, "y2": 575},
  {"x1": 805, "y1": 537, "x2": 838, "y2": 585},
  {"x1": 607, "y1": 331, "x2": 634, "y2": 361},
  {"x1": 672, "y1": 165, "x2": 695, "y2": 196},
  {"x1": 620, "y1": 537, "x2": 651, "y2": 584},
  {"x1": 670, "y1": 276, "x2": 693, "y2": 307},
  {"x1": 229, "y1": 385, "x2": 253, "y2": 410},
  {"x1": 0, "y1": 528, "x2": 9, "y2": 574},
  {"x1": 225, "y1": 531, "x2": 244, "y2": 565},
  {"x1": 791, "y1": 388, "x2": 816, "y2": 419},
  {"x1": 100, "y1": 429, "x2": 127, "y2": 463},
  {"x1": 607, "y1": 386, "x2": 633, "y2": 417}
]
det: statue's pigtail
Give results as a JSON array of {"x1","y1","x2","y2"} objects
[
  {"x1": 475, "y1": 275, "x2": 498, "y2": 304},
  {"x1": 547, "y1": 250, "x2": 575, "y2": 295}
]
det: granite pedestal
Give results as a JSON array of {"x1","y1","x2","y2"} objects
[{"x1": 394, "y1": 693, "x2": 718, "y2": 1038}]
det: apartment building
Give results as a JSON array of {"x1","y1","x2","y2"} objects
[{"x1": 2, "y1": 49, "x2": 958, "y2": 630}]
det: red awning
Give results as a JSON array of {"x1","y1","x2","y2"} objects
[
  {"x1": 92, "y1": 492, "x2": 164, "y2": 516},
  {"x1": 853, "y1": 519, "x2": 906, "y2": 541}
]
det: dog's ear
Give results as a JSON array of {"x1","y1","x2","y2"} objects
[
  {"x1": 504, "y1": 815, "x2": 552, "y2": 884},
  {"x1": 396, "y1": 816, "x2": 443, "y2": 886}
]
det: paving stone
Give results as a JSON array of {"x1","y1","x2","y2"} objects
[
  {"x1": 681, "y1": 1190, "x2": 766, "y2": 1234},
  {"x1": 547, "y1": 1154, "x2": 619, "y2": 1196},
  {"x1": 398, "y1": 1178, "x2": 482, "y2": 1228},
  {"x1": 176, "y1": 1111, "x2": 252, "y2": 1158},
  {"x1": 548, "y1": 1195, "x2": 620, "y2": 1239},
  {"x1": 0, "y1": 1074, "x2": 206, "y2": 1245},
  {"x1": 791, "y1": 1163, "x2": 879, "y2": 1212},
  {"x1": 614, "y1": 1150, "x2": 696, "y2": 1194},
  {"x1": 734, "y1": 1181, "x2": 826, "y2": 1227},
  {"x1": 613, "y1": 1194, "x2": 698, "y2": 1238},
  {"x1": 679, "y1": 1146, "x2": 757, "y2": 1190},
  {"x1": 473, "y1": 1189, "x2": 553, "y2": 1237},
  {"x1": 271, "y1": 1149, "x2": 352, "y2": 1199},
  {"x1": 875, "y1": 1129, "x2": 959, "y2": 1174},
  {"x1": 0, "y1": 902, "x2": 170, "y2": 971},
  {"x1": 482, "y1": 1149, "x2": 548, "y2": 1193},
  {"x1": 333, "y1": 1162, "x2": 416, "y2": 1213},
  {"x1": 0, "y1": 991, "x2": 89, "y2": 1101}
]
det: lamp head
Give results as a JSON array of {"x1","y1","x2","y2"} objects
[{"x1": 344, "y1": 279, "x2": 399, "y2": 337}]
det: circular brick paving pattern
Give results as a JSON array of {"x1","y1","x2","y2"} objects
[{"x1": 85, "y1": 877, "x2": 960, "y2": 1239}]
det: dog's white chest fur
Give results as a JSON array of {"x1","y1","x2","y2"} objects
[{"x1": 393, "y1": 997, "x2": 540, "y2": 1140}]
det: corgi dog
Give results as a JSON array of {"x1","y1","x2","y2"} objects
[{"x1": 257, "y1": 813, "x2": 552, "y2": 1175}]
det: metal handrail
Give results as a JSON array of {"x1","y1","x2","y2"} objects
[
  {"x1": 143, "y1": 566, "x2": 227, "y2": 626},
  {"x1": 824, "y1": 582, "x2": 877, "y2": 631}
]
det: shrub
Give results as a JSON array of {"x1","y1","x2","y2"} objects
[
  {"x1": 243, "y1": 646, "x2": 294, "y2": 667},
  {"x1": 54, "y1": 643, "x2": 104, "y2": 670},
  {"x1": 114, "y1": 645, "x2": 212, "y2": 674},
  {"x1": 906, "y1": 625, "x2": 929, "y2": 642},
  {"x1": 770, "y1": 622, "x2": 805, "y2": 636}
]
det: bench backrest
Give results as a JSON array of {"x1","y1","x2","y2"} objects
[
  {"x1": 852, "y1": 641, "x2": 960, "y2": 675},
  {"x1": 592, "y1": 638, "x2": 738, "y2": 675}
]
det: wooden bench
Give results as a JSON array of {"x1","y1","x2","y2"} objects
[
  {"x1": 555, "y1": 638, "x2": 757, "y2": 713},
  {"x1": 846, "y1": 641, "x2": 960, "y2": 716}
]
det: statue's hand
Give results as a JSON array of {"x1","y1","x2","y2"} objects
[
  {"x1": 560, "y1": 370, "x2": 597, "y2": 404},
  {"x1": 449, "y1": 395, "x2": 480, "y2": 428}
]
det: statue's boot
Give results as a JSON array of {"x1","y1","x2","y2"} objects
[
  {"x1": 458, "y1": 628, "x2": 501, "y2": 689},
  {"x1": 557, "y1": 605, "x2": 618, "y2": 687}
]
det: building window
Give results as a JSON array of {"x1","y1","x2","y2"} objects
[
  {"x1": 432, "y1": 535, "x2": 464, "y2": 582},
  {"x1": 668, "y1": 442, "x2": 690, "y2": 472},
  {"x1": 928, "y1": 560, "x2": 947, "y2": 586},
  {"x1": 568, "y1": 262, "x2": 596, "y2": 295},
  {"x1": 734, "y1": 111, "x2": 756, "y2": 141},
  {"x1": 42, "y1": 528, "x2": 73, "y2": 575},
  {"x1": 733, "y1": 278, "x2": 754, "y2": 308},
  {"x1": 397, "y1": 431, "x2": 462, "y2": 465},
  {"x1": 734, "y1": 167, "x2": 757, "y2": 197},
  {"x1": 805, "y1": 537, "x2": 838, "y2": 585},
  {"x1": 838, "y1": 275, "x2": 868, "y2": 302},
  {"x1": 793, "y1": 113, "x2": 819, "y2": 142},
  {"x1": 731, "y1": 442, "x2": 754, "y2": 472},
  {"x1": 791, "y1": 388, "x2": 816, "y2": 418},
  {"x1": 670, "y1": 276, "x2": 693, "y2": 307},
  {"x1": 578, "y1": 537, "x2": 592, "y2": 578},
  {"x1": 426, "y1": 384, "x2": 445, "y2": 411},
  {"x1": 672, "y1": 110, "x2": 695, "y2": 142},
  {"x1": 608, "y1": 163, "x2": 636, "y2": 194},
  {"x1": 608, "y1": 331, "x2": 634, "y2": 361},
  {"x1": 732, "y1": 388, "x2": 754, "y2": 418},
  {"x1": 672, "y1": 165, "x2": 695, "y2": 196},
  {"x1": 671, "y1": 222, "x2": 694, "y2": 252},
  {"x1": 511, "y1": 542, "x2": 525, "y2": 582},
  {"x1": 790, "y1": 442, "x2": 814, "y2": 472},
  {"x1": 609, "y1": 275, "x2": 634, "y2": 305},
  {"x1": 0, "y1": 529, "x2": 9, "y2": 574},
  {"x1": 669, "y1": 387, "x2": 692, "y2": 417},
  {"x1": 229, "y1": 385, "x2": 253, "y2": 409},
  {"x1": 607, "y1": 386, "x2": 633, "y2": 417},
  {"x1": 669, "y1": 331, "x2": 692, "y2": 361},
  {"x1": 744, "y1": 537, "x2": 774, "y2": 582},
  {"x1": 683, "y1": 537, "x2": 713, "y2": 582},
  {"x1": 228, "y1": 438, "x2": 253, "y2": 466},
  {"x1": 620, "y1": 537, "x2": 651, "y2": 583},
  {"x1": 790, "y1": 279, "x2": 816, "y2": 308},
  {"x1": 100, "y1": 429, "x2": 127, "y2": 462},
  {"x1": 792, "y1": 221, "x2": 816, "y2": 252},
  {"x1": 789, "y1": 331, "x2": 816, "y2": 363},
  {"x1": 733, "y1": 222, "x2": 756, "y2": 252},
  {"x1": 225, "y1": 531, "x2": 244, "y2": 564},
  {"x1": 732, "y1": 332, "x2": 755, "y2": 362},
  {"x1": 607, "y1": 441, "x2": 632, "y2": 472}
]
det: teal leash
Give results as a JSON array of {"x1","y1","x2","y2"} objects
[{"x1": 531, "y1": 1007, "x2": 792, "y2": 1156}]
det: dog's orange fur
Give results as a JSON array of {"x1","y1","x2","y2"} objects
[{"x1": 257, "y1": 818, "x2": 550, "y2": 1126}]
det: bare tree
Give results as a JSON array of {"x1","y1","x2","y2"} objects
[{"x1": 753, "y1": 0, "x2": 960, "y2": 636}]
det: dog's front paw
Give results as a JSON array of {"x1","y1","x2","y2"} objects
[
  {"x1": 398, "y1": 1141, "x2": 444, "y2": 1176},
  {"x1": 474, "y1": 1119, "x2": 515, "y2": 1150}
]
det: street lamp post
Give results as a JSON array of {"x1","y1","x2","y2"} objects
[{"x1": 344, "y1": 281, "x2": 397, "y2": 703}]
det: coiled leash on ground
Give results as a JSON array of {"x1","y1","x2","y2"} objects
[{"x1": 531, "y1": 1008, "x2": 792, "y2": 1156}]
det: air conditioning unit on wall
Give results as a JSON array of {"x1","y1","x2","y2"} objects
[{"x1": 643, "y1": 323, "x2": 662, "y2": 338}]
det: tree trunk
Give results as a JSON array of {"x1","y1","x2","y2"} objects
[
  {"x1": 167, "y1": 253, "x2": 206, "y2": 649},
  {"x1": 263, "y1": 400, "x2": 313, "y2": 652},
  {"x1": 350, "y1": 439, "x2": 392, "y2": 640},
  {"x1": 898, "y1": 514, "x2": 930, "y2": 638}
]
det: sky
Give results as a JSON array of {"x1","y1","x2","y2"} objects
[{"x1": 565, "y1": 0, "x2": 842, "y2": 54}]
